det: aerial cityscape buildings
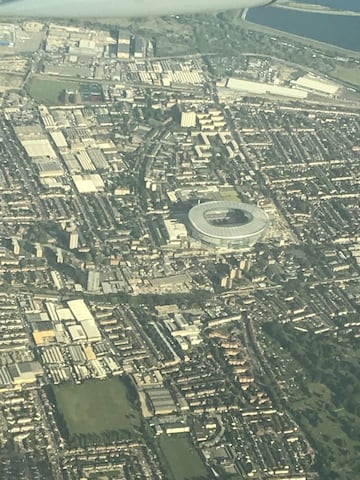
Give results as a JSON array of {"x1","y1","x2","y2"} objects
[{"x1": 0, "y1": 6, "x2": 359, "y2": 480}]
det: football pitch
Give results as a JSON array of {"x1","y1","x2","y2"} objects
[
  {"x1": 158, "y1": 435, "x2": 208, "y2": 480},
  {"x1": 52, "y1": 378, "x2": 141, "y2": 436}
]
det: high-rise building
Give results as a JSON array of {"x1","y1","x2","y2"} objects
[
  {"x1": 87, "y1": 269, "x2": 100, "y2": 292},
  {"x1": 133, "y1": 37, "x2": 145, "y2": 58},
  {"x1": 69, "y1": 231, "x2": 78, "y2": 250},
  {"x1": 118, "y1": 28, "x2": 130, "y2": 45},
  {"x1": 117, "y1": 28, "x2": 130, "y2": 59}
]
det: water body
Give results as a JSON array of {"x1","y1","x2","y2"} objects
[
  {"x1": 247, "y1": 0, "x2": 360, "y2": 51},
  {"x1": 298, "y1": 0, "x2": 360, "y2": 12}
]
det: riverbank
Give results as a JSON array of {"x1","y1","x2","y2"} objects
[
  {"x1": 242, "y1": 14, "x2": 360, "y2": 57},
  {"x1": 275, "y1": 1, "x2": 360, "y2": 17},
  {"x1": 245, "y1": 5, "x2": 360, "y2": 53},
  {"x1": 236, "y1": 17, "x2": 360, "y2": 87}
]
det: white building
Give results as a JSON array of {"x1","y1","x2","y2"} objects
[
  {"x1": 69, "y1": 231, "x2": 78, "y2": 250},
  {"x1": 87, "y1": 269, "x2": 100, "y2": 292},
  {"x1": 180, "y1": 111, "x2": 197, "y2": 128},
  {"x1": 164, "y1": 219, "x2": 188, "y2": 244}
]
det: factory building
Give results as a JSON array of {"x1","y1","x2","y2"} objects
[
  {"x1": 67, "y1": 299, "x2": 102, "y2": 342},
  {"x1": 146, "y1": 387, "x2": 177, "y2": 416},
  {"x1": 87, "y1": 269, "x2": 100, "y2": 292}
]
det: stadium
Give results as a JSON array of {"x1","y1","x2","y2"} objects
[{"x1": 188, "y1": 201, "x2": 269, "y2": 248}]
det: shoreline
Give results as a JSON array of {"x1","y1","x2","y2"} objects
[
  {"x1": 274, "y1": 2, "x2": 360, "y2": 17},
  {"x1": 240, "y1": 16, "x2": 360, "y2": 58}
]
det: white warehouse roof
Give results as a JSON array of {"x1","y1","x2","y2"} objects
[
  {"x1": 67, "y1": 299, "x2": 94, "y2": 323},
  {"x1": 81, "y1": 320, "x2": 101, "y2": 342},
  {"x1": 226, "y1": 78, "x2": 308, "y2": 99},
  {"x1": 72, "y1": 174, "x2": 105, "y2": 193},
  {"x1": 68, "y1": 324, "x2": 86, "y2": 342},
  {"x1": 21, "y1": 139, "x2": 56, "y2": 158},
  {"x1": 292, "y1": 75, "x2": 339, "y2": 95}
]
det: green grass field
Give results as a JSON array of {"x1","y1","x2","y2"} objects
[
  {"x1": 220, "y1": 187, "x2": 240, "y2": 202},
  {"x1": 331, "y1": 66, "x2": 360, "y2": 88},
  {"x1": 28, "y1": 78, "x2": 81, "y2": 105},
  {"x1": 290, "y1": 382, "x2": 360, "y2": 479},
  {"x1": 158, "y1": 435, "x2": 208, "y2": 480},
  {"x1": 53, "y1": 378, "x2": 141, "y2": 436}
]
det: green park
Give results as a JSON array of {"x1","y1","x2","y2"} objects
[{"x1": 51, "y1": 377, "x2": 141, "y2": 442}]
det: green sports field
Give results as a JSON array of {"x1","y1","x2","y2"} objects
[
  {"x1": 52, "y1": 378, "x2": 141, "y2": 436},
  {"x1": 28, "y1": 78, "x2": 81, "y2": 105},
  {"x1": 158, "y1": 435, "x2": 208, "y2": 480}
]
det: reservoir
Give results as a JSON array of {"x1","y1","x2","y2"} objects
[
  {"x1": 297, "y1": 0, "x2": 359, "y2": 11},
  {"x1": 247, "y1": 0, "x2": 360, "y2": 52}
]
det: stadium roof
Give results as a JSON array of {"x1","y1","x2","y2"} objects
[{"x1": 189, "y1": 201, "x2": 268, "y2": 240}]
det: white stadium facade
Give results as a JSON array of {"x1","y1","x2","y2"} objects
[{"x1": 188, "y1": 201, "x2": 269, "y2": 249}]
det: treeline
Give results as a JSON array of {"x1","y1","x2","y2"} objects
[
  {"x1": 66, "y1": 429, "x2": 132, "y2": 448},
  {"x1": 264, "y1": 323, "x2": 360, "y2": 420},
  {"x1": 85, "y1": 289, "x2": 212, "y2": 307},
  {"x1": 264, "y1": 323, "x2": 360, "y2": 479}
]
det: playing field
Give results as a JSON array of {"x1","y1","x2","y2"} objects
[
  {"x1": 28, "y1": 78, "x2": 80, "y2": 104},
  {"x1": 158, "y1": 435, "x2": 208, "y2": 480},
  {"x1": 332, "y1": 65, "x2": 360, "y2": 88},
  {"x1": 220, "y1": 186, "x2": 240, "y2": 202},
  {"x1": 52, "y1": 378, "x2": 141, "y2": 436}
]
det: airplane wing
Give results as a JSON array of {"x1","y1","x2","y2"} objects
[{"x1": 0, "y1": 0, "x2": 278, "y2": 18}]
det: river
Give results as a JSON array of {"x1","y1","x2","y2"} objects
[
  {"x1": 298, "y1": 0, "x2": 359, "y2": 11},
  {"x1": 247, "y1": 0, "x2": 360, "y2": 52}
]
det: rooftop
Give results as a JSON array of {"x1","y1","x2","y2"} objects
[{"x1": 188, "y1": 201, "x2": 269, "y2": 240}]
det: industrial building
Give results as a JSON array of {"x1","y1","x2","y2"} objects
[
  {"x1": 8, "y1": 361, "x2": 43, "y2": 386},
  {"x1": 188, "y1": 201, "x2": 269, "y2": 249},
  {"x1": 36, "y1": 159, "x2": 64, "y2": 177},
  {"x1": 87, "y1": 269, "x2": 100, "y2": 292},
  {"x1": 291, "y1": 74, "x2": 340, "y2": 96},
  {"x1": 72, "y1": 173, "x2": 105, "y2": 193},
  {"x1": 146, "y1": 387, "x2": 177, "y2": 416},
  {"x1": 225, "y1": 77, "x2": 308, "y2": 99},
  {"x1": 67, "y1": 299, "x2": 102, "y2": 342}
]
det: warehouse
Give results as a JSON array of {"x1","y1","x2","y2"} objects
[
  {"x1": 226, "y1": 77, "x2": 308, "y2": 99},
  {"x1": 291, "y1": 75, "x2": 340, "y2": 96}
]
